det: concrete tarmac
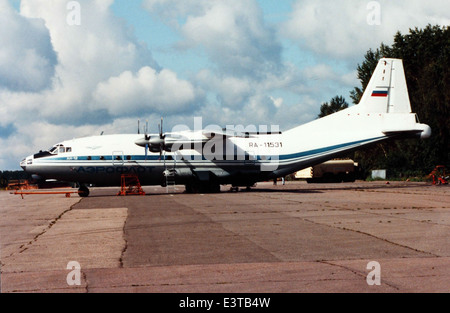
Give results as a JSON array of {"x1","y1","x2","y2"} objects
[{"x1": 1, "y1": 181, "x2": 449, "y2": 293}]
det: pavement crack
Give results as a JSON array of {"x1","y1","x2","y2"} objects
[
  {"x1": 318, "y1": 260, "x2": 401, "y2": 291},
  {"x1": 15, "y1": 201, "x2": 79, "y2": 256},
  {"x1": 338, "y1": 226, "x2": 438, "y2": 257},
  {"x1": 83, "y1": 270, "x2": 89, "y2": 293},
  {"x1": 302, "y1": 217, "x2": 438, "y2": 257},
  {"x1": 119, "y1": 211, "x2": 129, "y2": 268}
]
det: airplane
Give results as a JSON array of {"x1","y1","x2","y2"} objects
[{"x1": 20, "y1": 58, "x2": 431, "y2": 197}]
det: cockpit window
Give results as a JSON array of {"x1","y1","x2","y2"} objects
[{"x1": 48, "y1": 144, "x2": 71, "y2": 154}]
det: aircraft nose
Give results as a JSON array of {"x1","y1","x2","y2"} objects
[{"x1": 20, "y1": 155, "x2": 33, "y2": 171}]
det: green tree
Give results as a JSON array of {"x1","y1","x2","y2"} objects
[
  {"x1": 318, "y1": 95, "x2": 349, "y2": 118},
  {"x1": 0, "y1": 170, "x2": 32, "y2": 188},
  {"x1": 350, "y1": 25, "x2": 449, "y2": 178},
  {"x1": 349, "y1": 44, "x2": 391, "y2": 104}
]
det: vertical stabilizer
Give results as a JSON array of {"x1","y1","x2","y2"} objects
[{"x1": 358, "y1": 58, "x2": 412, "y2": 114}]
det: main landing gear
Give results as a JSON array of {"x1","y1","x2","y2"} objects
[{"x1": 78, "y1": 184, "x2": 90, "y2": 197}]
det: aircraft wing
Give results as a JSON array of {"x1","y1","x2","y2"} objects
[
  {"x1": 202, "y1": 129, "x2": 251, "y2": 139},
  {"x1": 202, "y1": 129, "x2": 282, "y2": 139}
]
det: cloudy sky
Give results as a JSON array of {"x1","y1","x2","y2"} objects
[{"x1": 1, "y1": 0, "x2": 448, "y2": 170}]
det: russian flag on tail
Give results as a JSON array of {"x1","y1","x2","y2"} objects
[{"x1": 371, "y1": 90, "x2": 389, "y2": 97}]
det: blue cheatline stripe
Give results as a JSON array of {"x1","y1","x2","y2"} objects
[
  {"x1": 38, "y1": 155, "x2": 162, "y2": 162},
  {"x1": 276, "y1": 136, "x2": 383, "y2": 161},
  {"x1": 35, "y1": 137, "x2": 384, "y2": 165}
]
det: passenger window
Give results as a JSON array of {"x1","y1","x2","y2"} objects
[{"x1": 66, "y1": 147, "x2": 72, "y2": 153}]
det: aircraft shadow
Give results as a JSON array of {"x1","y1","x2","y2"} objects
[{"x1": 80, "y1": 182, "x2": 428, "y2": 198}]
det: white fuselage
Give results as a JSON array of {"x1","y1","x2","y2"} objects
[
  {"x1": 20, "y1": 109, "x2": 429, "y2": 188},
  {"x1": 20, "y1": 58, "x2": 431, "y2": 191}
]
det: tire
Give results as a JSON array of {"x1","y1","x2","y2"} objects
[{"x1": 78, "y1": 186, "x2": 90, "y2": 197}]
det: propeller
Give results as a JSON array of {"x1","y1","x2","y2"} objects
[
  {"x1": 150, "y1": 117, "x2": 165, "y2": 157},
  {"x1": 134, "y1": 117, "x2": 168, "y2": 159}
]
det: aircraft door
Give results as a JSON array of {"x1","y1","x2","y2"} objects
[{"x1": 112, "y1": 151, "x2": 124, "y2": 166}]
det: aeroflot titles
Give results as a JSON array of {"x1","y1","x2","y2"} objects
[{"x1": 75, "y1": 166, "x2": 154, "y2": 174}]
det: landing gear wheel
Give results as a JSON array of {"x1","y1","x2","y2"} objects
[{"x1": 78, "y1": 185, "x2": 90, "y2": 197}]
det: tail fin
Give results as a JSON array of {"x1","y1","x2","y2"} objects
[{"x1": 358, "y1": 58, "x2": 412, "y2": 114}]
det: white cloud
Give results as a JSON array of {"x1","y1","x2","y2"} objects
[
  {"x1": 143, "y1": 0, "x2": 310, "y2": 130},
  {"x1": 0, "y1": 0, "x2": 201, "y2": 169},
  {"x1": 0, "y1": 0, "x2": 57, "y2": 92},
  {"x1": 142, "y1": 0, "x2": 337, "y2": 132},
  {"x1": 283, "y1": 0, "x2": 450, "y2": 60},
  {"x1": 145, "y1": 0, "x2": 283, "y2": 79},
  {"x1": 195, "y1": 70, "x2": 253, "y2": 108},
  {"x1": 20, "y1": 0, "x2": 159, "y2": 86},
  {"x1": 270, "y1": 96, "x2": 283, "y2": 108},
  {"x1": 298, "y1": 64, "x2": 358, "y2": 97},
  {"x1": 143, "y1": 0, "x2": 209, "y2": 22},
  {"x1": 2, "y1": 0, "x2": 446, "y2": 170},
  {"x1": 93, "y1": 66, "x2": 200, "y2": 116},
  {"x1": 12, "y1": 0, "x2": 161, "y2": 125}
]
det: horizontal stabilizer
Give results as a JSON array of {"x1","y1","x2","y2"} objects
[
  {"x1": 383, "y1": 122, "x2": 431, "y2": 139},
  {"x1": 382, "y1": 129, "x2": 422, "y2": 136}
]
